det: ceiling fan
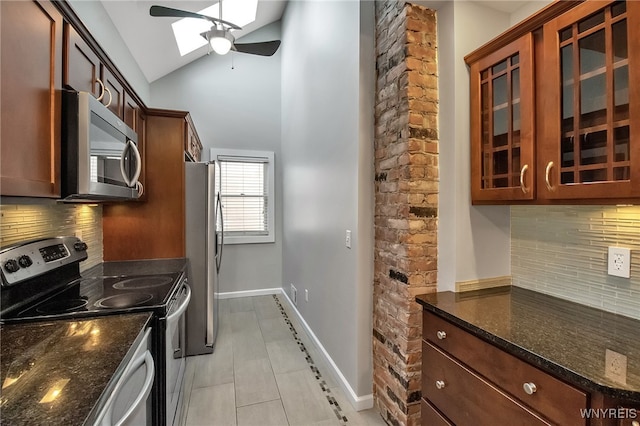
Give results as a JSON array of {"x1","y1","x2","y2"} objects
[{"x1": 149, "y1": 3, "x2": 281, "y2": 57}]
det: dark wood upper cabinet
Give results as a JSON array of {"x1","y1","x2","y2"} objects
[
  {"x1": 540, "y1": 0, "x2": 640, "y2": 200},
  {"x1": 101, "y1": 66, "x2": 125, "y2": 119},
  {"x1": 468, "y1": 0, "x2": 640, "y2": 204},
  {"x1": 63, "y1": 23, "x2": 101, "y2": 98},
  {"x1": 124, "y1": 91, "x2": 139, "y2": 131},
  {"x1": 470, "y1": 33, "x2": 535, "y2": 202},
  {"x1": 0, "y1": 0, "x2": 63, "y2": 198},
  {"x1": 63, "y1": 22, "x2": 128, "y2": 120}
]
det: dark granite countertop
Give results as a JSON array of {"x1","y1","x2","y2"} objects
[
  {"x1": 83, "y1": 257, "x2": 188, "y2": 277},
  {"x1": 416, "y1": 286, "x2": 640, "y2": 404},
  {"x1": 0, "y1": 313, "x2": 152, "y2": 425}
]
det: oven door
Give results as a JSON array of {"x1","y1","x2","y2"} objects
[{"x1": 166, "y1": 280, "x2": 191, "y2": 426}]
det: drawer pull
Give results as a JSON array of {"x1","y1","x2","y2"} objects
[
  {"x1": 632, "y1": 421, "x2": 639, "y2": 426},
  {"x1": 435, "y1": 380, "x2": 446, "y2": 390},
  {"x1": 523, "y1": 382, "x2": 537, "y2": 395},
  {"x1": 436, "y1": 330, "x2": 447, "y2": 340}
]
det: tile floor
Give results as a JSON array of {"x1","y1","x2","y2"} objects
[{"x1": 179, "y1": 295, "x2": 386, "y2": 426}]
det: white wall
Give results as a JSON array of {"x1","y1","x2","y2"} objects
[
  {"x1": 422, "y1": 1, "x2": 511, "y2": 291},
  {"x1": 68, "y1": 0, "x2": 150, "y2": 104},
  {"x1": 280, "y1": 0, "x2": 375, "y2": 401},
  {"x1": 150, "y1": 22, "x2": 283, "y2": 294},
  {"x1": 421, "y1": 0, "x2": 550, "y2": 292}
]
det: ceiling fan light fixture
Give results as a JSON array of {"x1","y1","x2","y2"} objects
[{"x1": 209, "y1": 29, "x2": 234, "y2": 55}]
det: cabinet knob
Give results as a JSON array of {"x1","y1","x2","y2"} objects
[
  {"x1": 631, "y1": 421, "x2": 639, "y2": 426},
  {"x1": 523, "y1": 382, "x2": 537, "y2": 395},
  {"x1": 435, "y1": 380, "x2": 446, "y2": 390},
  {"x1": 436, "y1": 330, "x2": 447, "y2": 340}
]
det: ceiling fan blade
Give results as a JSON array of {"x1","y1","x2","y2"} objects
[
  {"x1": 232, "y1": 41, "x2": 281, "y2": 57},
  {"x1": 149, "y1": 5, "x2": 241, "y2": 30}
]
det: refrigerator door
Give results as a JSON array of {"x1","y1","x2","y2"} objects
[
  {"x1": 206, "y1": 164, "x2": 219, "y2": 348},
  {"x1": 184, "y1": 162, "x2": 218, "y2": 356}
]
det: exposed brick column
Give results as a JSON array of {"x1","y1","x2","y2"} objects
[{"x1": 373, "y1": 2, "x2": 438, "y2": 426}]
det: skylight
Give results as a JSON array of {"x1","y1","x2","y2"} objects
[{"x1": 171, "y1": 0, "x2": 258, "y2": 56}]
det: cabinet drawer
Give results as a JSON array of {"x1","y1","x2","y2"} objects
[
  {"x1": 421, "y1": 398, "x2": 452, "y2": 426},
  {"x1": 423, "y1": 311, "x2": 587, "y2": 425},
  {"x1": 422, "y1": 341, "x2": 550, "y2": 426}
]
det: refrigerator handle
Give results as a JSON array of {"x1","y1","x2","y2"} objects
[{"x1": 216, "y1": 192, "x2": 224, "y2": 273}]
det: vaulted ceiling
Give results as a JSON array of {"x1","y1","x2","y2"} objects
[{"x1": 101, "y1": 0, "x2": 287, "y2": 83}]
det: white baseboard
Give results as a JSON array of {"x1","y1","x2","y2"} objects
[
  {"x1": 218, "y1": 287, "x2": 282, "y2": 299},
  {"x1": 279, "y1": 290, "x2": 374, "y2": 411}
]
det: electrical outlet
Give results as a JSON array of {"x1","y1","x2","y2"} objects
[
  {"x1": 305, "y1": 289, "x2": 309, "y2": 302},
  {"x1": 291, "y1": 284, "x2": 297, "y2": 305},
  {"x1": 608, "y1": 247, "x2": 631, "y2": 278},
  {"x1": 345, "y1": 230, "x2": 352, "y2": 249},
  {"x1": 605, "y1": 349, "x2": 627, "y2": 384}
]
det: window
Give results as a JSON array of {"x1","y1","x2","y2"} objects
[{"x1": 211, "y1": 148, "x2": 275, "y2": 244}]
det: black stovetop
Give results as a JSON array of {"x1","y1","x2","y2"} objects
[{"x1": 10, "y1": 272, "x2": 182, "y2": 321}]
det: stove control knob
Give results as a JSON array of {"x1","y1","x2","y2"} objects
[
  {"x1": 74, "y1": 241, "x2": 88, "y2": 252},
  {"x1": 4, "y1": 259, "x2": 20, "y2": 273},
  {"x1": 18, "y1": 255, "x2": 33, "y2": 268}
]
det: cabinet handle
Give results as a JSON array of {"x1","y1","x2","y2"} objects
[
  {"x1": 435, "y1": 380, "x2": 446, "y2": 390},
  {"x1": 523, "y1": 382, "x2": 537, "y2": 395},
  {"x1": 520, "y1": 164, "x2": 529, "y2": 194},
  {"x1": 95, "y1": 78, "x2": 106, "y2": 101},
  {"x1": 631, "y1": 421, "x2": 639, "y2": 426},
  {"x1": 136, "y1": 181, "x2": 144, "y2": 197},
  {"x1": 436, "y1": 330, "x2": 447, "y2": 340},
  {"x1": 104, "y1": 87, "x2": 113, "y2": 108},
  {"x1": 545, "y1": 161, "x2": 554, "y2": 192}
]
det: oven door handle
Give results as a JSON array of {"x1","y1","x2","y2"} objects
[
  {"x1": 167, "y1": 282, "x2": 191, "y2": 325},
  {"x1": 110, "y1": 351, "x2": 154, "y2": 426},
  {"x1": 95, "y1": 328, "x2": 154, "y2": 426}
]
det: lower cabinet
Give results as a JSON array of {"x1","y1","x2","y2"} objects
[{"x1": 421, "y1": 310, "x2": 588, "y2": 425}]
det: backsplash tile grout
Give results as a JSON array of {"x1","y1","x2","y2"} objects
[
  {"x1": 1, "y1": 204, "x2": 103, "y2": 271},
  {"x1": 511, "y1": 205, "x2": 640, "y2": 320}
]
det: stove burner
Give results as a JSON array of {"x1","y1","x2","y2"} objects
[
  {"x1": 95, "y1": 293, "x2": 154, "y2": 309},
  {"x1": 112, "y1": 276, "x2": 174, "y2": 290},
  {"x1": 36, "y1": 299, "x2": 88, "y2": 314}
]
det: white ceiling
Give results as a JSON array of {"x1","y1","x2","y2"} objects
[{"x1": 101, "y1": 0, "x2": 287, "y2": 83}]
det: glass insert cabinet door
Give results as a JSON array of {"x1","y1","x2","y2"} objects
[
  {"x1": 470, "y1": 33, "x2": 535, "y2": 202},
  {"x1": 542, "y1": 0, "x2": 640, "y2": 199}
]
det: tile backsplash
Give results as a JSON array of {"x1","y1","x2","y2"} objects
[
  {"x1": 511, "y1": 205, "x2": 640, "y2": 320},
  {"x1": 1, "y1": 203, "x2": 103, "y2": 271}
]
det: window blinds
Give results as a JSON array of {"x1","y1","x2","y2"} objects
[{"x1": 217, "y1": 156, "x2": 269, "y2": 236}]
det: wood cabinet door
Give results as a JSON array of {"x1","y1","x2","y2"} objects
[
  {"x1": 470, "y1": 33, "x2": 536, "y2": 203},
  {"x1": 124, "y1": 90, "x2": 139, "y2": 131},
  {"x1": 63, "y1": 23, "x2": 101, "y2": 97},
  {"x1": 0, "y1": 0, "x2": 62, "y2": 197},
  {"x1": 135, "y1": 110, "x2": 147, "y2": 201},
  {"x1": 540, "y1": 0, "x2": 640, "y2": 200},
  {"x1": 101, "y1": 66, "x2": 125, "y2": 119}
]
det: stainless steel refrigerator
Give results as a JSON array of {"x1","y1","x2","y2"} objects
[{"x1": 185, "y1": 162, "x2": 223, "y2": 356}]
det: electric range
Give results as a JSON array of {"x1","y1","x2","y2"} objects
[{"x1": 0, "y1": 236, "x2": 190, "y2": 426}]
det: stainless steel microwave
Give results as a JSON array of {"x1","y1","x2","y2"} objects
[{"x1": 62, "y1": 91, "x2": 142, "y2": 201}]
